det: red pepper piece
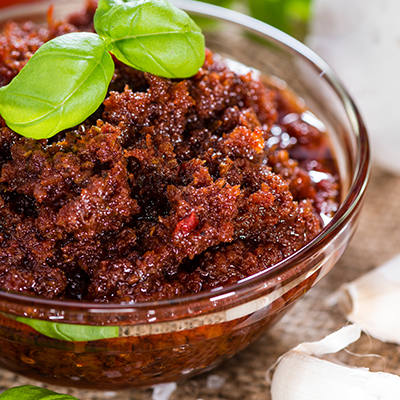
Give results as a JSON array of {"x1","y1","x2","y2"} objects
[{"x1": 174, "y1": 211, "x2": 199, "y2": 237}]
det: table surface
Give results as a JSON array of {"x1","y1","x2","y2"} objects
[{"x1": 1, "y1": 163, "x2": 398, "y2": 400}]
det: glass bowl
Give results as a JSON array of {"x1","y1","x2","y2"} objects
[{"x1": 0, "y1": 0, "x2": 369, "y2": 390}]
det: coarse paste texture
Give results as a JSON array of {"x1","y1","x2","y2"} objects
[{"x1": 0, "y1": 1, "x2": 339, "y2": 303}]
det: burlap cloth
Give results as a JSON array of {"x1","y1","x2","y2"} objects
[{"x1": 1, "y1": 163, "x2": 399, "y2": 399}]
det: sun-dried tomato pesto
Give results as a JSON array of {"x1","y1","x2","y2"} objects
[{"x1": 0, "y1": 1, "x2": 339, "y2": 303}]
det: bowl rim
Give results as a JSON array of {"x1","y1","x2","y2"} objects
[{"x1": 0, "y1": 0, "x2": 370, "y2": 312}]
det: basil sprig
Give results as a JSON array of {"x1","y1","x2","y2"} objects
[
  {"x1": 15, "y1": 316, "x2": 120, "y2": 342},
  {"x1": 0, "y1": 0, "x2": 205, "y2": 140},
  {"x1": 0, "y1": 385, "x2": 78, "y2": 399}
]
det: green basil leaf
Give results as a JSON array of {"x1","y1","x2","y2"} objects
[
  {"x1": 0, "y1": 385, "x2": 78, "y2": 399},
  {"x1": 16, "y1": 316, "x2": 119, "y2": 342},
  {"x1": 94, "y1": 0, "x2": 205, "y2": 78},
  {"x1": 0, "y1": 32, "x2": 114, "y2": 140}
]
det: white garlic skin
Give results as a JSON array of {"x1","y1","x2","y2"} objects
[
  {"x1": 271, "y1": 352, "x2": 400, "y2": 400},
  {"x1": 341, "y1": 254, "x2": 400, "y2": 344},
  {"x1": 269, "y1": 325, "x2": 400, "y2": 400}
]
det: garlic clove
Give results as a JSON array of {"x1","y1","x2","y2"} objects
[
  {"x1": 270, "y1": 325, "x2": 400, "y2": 400},
  {"x1": 291, "y1": 323, "x2": 361, "y2": 356},
  {"x1": 339, "y1": 254, "x2": 400, "y2": 344},
  {"x1": 271, "y1": 352, "x2": 400, "y2": 400}
]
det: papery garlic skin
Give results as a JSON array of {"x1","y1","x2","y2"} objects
[
  {"x1": 292, "y1": 323, "x2": 361, "y2": 356},
  {"x1": 340, "y1": 254, "x2": 400, "y2": 344},
  {"x1": 270, "y1": 325, "x2": 400, "y2": 400},
  {"x1": 271, "y1": 352, "x2": 400, "y2": 400}
]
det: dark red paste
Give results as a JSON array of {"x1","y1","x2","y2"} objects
[{"x1": 0, "y1": 1, "x2": 339, "y2": 303}]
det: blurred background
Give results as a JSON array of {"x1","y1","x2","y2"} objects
[{"x1": 195, "y1": 0, "x2": 312, "y2": 42}]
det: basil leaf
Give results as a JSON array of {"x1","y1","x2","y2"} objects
[
  {"x1": 94, "y1": 0, "x2": 205, "y2": 78},
  {"x1": 0, "y1": 385, "x2": 78, "y2": 399},
  {"x1": 0, "y1": 32, "x2": 114, "y2": 140},
  {"x1": 16, "y1": 316, "x2": 119, "y2": 342}
]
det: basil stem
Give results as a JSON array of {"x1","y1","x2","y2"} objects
[
  {"x1": 0, "y1": 32, "x2": 114, "y2": 140},
  {"x1": 0, "y1": 385, "x2": 78, "y2": 399},
  {"x1": 15, "y1": 316, "x2": 120, "y2": 342},
  {"x1": 94, "y1": 0, "x2": 205, "y2": 78}
]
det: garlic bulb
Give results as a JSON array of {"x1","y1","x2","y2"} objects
[
  {"x1": 339, "y1": 254, "x2": 400, "y2": 344},
  {"x1": 270, "y1": 325, "x2": 400, "y2": 400}
]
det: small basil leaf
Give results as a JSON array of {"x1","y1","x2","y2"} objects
[
  {"x1": 0, "y1": 385, "x2": 78, "y2": 399},
  {"x1": 0, "y1": 32, "x2": 114, "y2": 140},
  {"x1": 94, "y1": 0, "x2": 205, "y2": 78},
  {"x1": 16, "y1": 316, "x2": 119, "y2": 342}
]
